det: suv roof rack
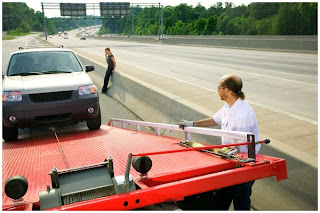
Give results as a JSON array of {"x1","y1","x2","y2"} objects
[{"x1": 18, "y1": 45, "x2": 64, "y2": 50}]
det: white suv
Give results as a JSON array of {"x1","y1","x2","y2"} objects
[{"x1": 2, "y1": 47, "x2": 101, "y2": 141}]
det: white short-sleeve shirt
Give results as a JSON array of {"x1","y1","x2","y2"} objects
[{"x1": 213, "y1": 98, "x2": 260, "y2": 153}]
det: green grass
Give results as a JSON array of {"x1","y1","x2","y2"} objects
[
  {"x1": 2, "y1": 36, "x2": 16, "y2": 40},
  {"x1": 7, "y1": 32, "x2": 31, "y2": 36},
  {"x1": 3, "y1": 32, "x2": 37, "y2": 40}
]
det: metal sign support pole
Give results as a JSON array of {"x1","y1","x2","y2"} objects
[
  {"x1": 41, "y1": 2, "x2": 48, "y2": 40},
  {"x1": 161, "y1": 5, "x2": 163, "y2": 38},
  {"x1": 158, "y1": 4, "x2": 163, "y2": 40},
  {"x1": 158, "y1": 3, "x2": 161, "y2": 39},
  {"x1": 131, "y1": 7, "x2": 134, "y2": 36}
]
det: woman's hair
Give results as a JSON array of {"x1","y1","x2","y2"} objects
[
  {"x1": 105, "y1": 48, "x2": 110, "y2": 51},
  {"x1": 221, "y1": 74, "x2": 245, "y2": 100}
]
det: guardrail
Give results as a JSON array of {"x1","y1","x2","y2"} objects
[{"x1": 91, "y1": 35, "x2": 318, "y2": 53}]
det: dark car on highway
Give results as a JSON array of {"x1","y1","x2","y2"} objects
[{"x1": 2, "y1": 47, "x2": 101, "y2": 141}]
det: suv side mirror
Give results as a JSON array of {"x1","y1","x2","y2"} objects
[{"x1": 85, "y1": 65, "x2": 94, "y2": 72}]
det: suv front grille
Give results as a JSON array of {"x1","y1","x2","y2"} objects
[
  {"x1": 35, "y1": 113, "x2": 72, "y2": 123},
  {"x1": 29, "y1": 91, "x2": 72, "y2": 103}
]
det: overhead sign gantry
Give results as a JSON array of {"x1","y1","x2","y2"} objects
[
  {"x1": 99, "y1": 2, "x2": 131, "y2": 17},
  {"x1": 41, "y1": 2, "x2": 163, "y2": 40},
  {"x1": 60, "y1": 3, "x2": 87, "y2": 16}
]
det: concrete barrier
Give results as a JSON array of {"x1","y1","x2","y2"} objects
[
  {"x1": 77, "y1": 53, "x2": 317, "y2": 210},
  {"x1": 90, "y1": 35, "x2": 317, "y2": 53}
]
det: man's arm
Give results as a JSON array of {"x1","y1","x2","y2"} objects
[
  {"x1": 179, "y1": 117, "x2": 217, "y2": 128},
  {"x1": 194, "y1": 118, "x2": 217, "y2": 127}
]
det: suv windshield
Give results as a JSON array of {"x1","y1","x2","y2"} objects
[{"x1": 7, "y1": 51, "x2": 83, "y2": 76}]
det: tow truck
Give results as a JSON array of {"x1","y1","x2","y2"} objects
[{"x1": 2, "y1": 118, "x2": 287, "y2": 210}]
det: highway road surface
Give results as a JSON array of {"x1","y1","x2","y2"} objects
[{"x1": 48, "y1": 30, "x2": 317, "y2": 124}]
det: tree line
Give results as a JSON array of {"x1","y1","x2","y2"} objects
[
  {"x1": 118, "y1": 2, "x2": 317, "y2": 35},
  {"x1": 2, "y1": 2, "x2": 317, "y2": 37}
]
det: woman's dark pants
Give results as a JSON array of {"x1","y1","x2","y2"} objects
[{"x1": 102, "y1": 68, "x2": 113, "y2": 92}]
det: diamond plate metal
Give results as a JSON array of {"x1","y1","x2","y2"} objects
[{"x1": 2, "y1": 125, "x2": 231, "y2": 207}]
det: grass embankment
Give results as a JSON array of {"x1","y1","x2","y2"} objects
[
  {"x1": 2, "y1": 32, "x2": 35, "y2": 40},
  {"x1": 3, "y1": 36, "x2": 16, "y2": 40}
]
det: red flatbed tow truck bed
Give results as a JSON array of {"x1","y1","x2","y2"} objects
[{"x1": 2, "y1": 119, "x2": 287, "y2": 211}]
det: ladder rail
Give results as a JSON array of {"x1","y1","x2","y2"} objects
[{"x1": 108, "y1": 118, "x2": 253, "y2": 141}]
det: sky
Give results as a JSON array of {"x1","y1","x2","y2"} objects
[{"x1": 25, "y1": 0, "x2": 253, "y2": 18}]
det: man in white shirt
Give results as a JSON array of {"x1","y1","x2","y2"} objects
[{"x1": 179, "y1": 74, "x2": 259, "y2": 210}]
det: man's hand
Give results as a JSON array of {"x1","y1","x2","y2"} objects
[{"x1": 178, "y1": 119, "x2": 194, "y2": 129}]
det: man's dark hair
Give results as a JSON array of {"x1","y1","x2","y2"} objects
[{"x1": 221, "y1": 75, "x2": 245, "y2": 100}]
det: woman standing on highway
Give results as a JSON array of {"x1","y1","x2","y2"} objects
[{"x1": 102, "y1": 47, "x2": 116, "y2": 93}]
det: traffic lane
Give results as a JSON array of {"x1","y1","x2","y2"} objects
[
  {"x1": 48, "y1": 35, "x2": 319, "y2": 86},
  {"x1": 117, "y1": 43, "x2": 317, "y2": 78},
  {"x1": 245, "y1": 76, "x2": 317, "y2": 121},
  {"x1": 49, "y1": 32, "x2": 318, "y2": 121},
  {"x1": 57, "y1": 32, "x2": 317, "y2": 86},
  {"x1": 2, "y1": 34, "x2": 40, "y2": 70},
  {"x1": 82, "y1": 38, "x2": 317, "y2": 80},
  {"x1": 71, "y1": 43, "x2": 318, "y2": 121},
  {"x1": 113, "y1": 43, "x2": 317, "y2": 83},
  {"x1": 53, "y1": 31, "x2": 317, "y2": 81}
]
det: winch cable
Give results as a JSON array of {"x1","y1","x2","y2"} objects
[{"x1": 51, "y1": 126, "x2": 70, "y2": 169}]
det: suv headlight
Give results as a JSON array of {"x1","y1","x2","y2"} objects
[
  {"x1": 78, "y1": 85, "x2": 97, "y2": 96},
  {"x1": 2, "y1": 91, "x2": 23, "y2": 102}
]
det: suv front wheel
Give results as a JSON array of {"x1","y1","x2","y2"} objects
[
  {"x1": 3, "y1": 125, "x2": 18, "y2": 141},
  {"x1": 86, "y1": 110, "x2": 101, "y2": 130}
]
